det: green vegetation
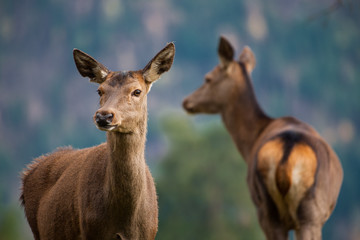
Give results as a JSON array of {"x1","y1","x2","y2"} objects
[
  {"x1": 156, "y1": 116, "x2": 264, "y2": 239},
  {"x1": 0, "y1": 0, "x2": 359, "y2": 239}
]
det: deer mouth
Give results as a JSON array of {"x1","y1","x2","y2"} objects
[
  {"x1": 184, "y1": 106, "x2": 198, "y2": 114},
  {"x1": 95, "y1": 123, "x2": 134, "y2": 133},
  {"x1": 183, "y1": 99, "x2": 199, "y2": 114},
  {"x1": 95, "y1": 124, "x2": 117, "y2": 131}
]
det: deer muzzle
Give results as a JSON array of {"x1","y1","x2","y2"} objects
[
  {"x1": 182, "y1": 98, "x2": 197, "y2": 114},
  {"x1": 94, "y1": 111, "x2": 115, "y2": 130}
]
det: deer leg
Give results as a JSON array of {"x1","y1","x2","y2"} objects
[
  {"x1": 258, "y1": 217, "x2": 288, "y2": 240},
  {"x1": 295, "y1": 224, "x2": 322, "y2": 240},
  {"x1": 262, "y1": 227, "x2": 288, "y2": 240},
  {"x1": 295, "y1": 193, "x2": 325, "y2": 240}
]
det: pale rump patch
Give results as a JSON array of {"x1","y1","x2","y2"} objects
[
  {"x1": 257, "y1": 139, "x2": 287, "y2": 218},
  {"x1": 257, "y1": 139, "x2": 318, "y2": 224},
  {"x1": 285, "y1": 143, "x2": 317, "y2": 222}
]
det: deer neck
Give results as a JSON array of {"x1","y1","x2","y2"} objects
[
  {"x1": 221, "y1": 82, "x2": 272, "y2": 163},
  {"x1": 105, "y1": 114, "x2": 147, "y2": 207}
]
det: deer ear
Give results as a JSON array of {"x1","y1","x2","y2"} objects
[
  {"x1": 239, "y1": 46, "x2": 256, "y2": 74},
  {"x1": 218, "y1": 36, "x2": 234, "y2": 68},
  {"x1": 143, "y1": 42, "x2": 175, "y2": 84},
  {"x1": 73, "y1": 49, "x2": 110, "y2": 84}
]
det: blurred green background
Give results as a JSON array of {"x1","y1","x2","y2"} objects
[{"x1": 0, "y1": 0, "x2": 359, "y2": 239}]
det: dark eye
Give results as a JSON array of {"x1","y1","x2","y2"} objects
[
  {"x1": 97, "y1": 89, "x2": 103, "y2": 97},
  {"x1": 205, "y1": 77, "x2": 211, "y2": 83},
  {"x1": 132, "y1": 89, "x2": 142, "y2": 97}
]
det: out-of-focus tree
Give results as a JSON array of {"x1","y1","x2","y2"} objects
[
  {"x1": 0, "y1": 0, "x2": 359, "y2": 239},
  {"x1": 156, "y1": 115, "x2": 264, "y2": 240}
]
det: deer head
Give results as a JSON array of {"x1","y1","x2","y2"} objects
[
  {"x1": 183, "y1": 36, "x2": 256, "y2": 114},
  {"x1": 73, "y1": 43, "x2": 175, "y2": 133}
]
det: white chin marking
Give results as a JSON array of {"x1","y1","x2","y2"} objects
[
  {"x1": 96, "y1": 125, "x2": 116, "y2": 131},
  {"x1": 108, "y1": 126, "x2": 116, "y2": 131}
]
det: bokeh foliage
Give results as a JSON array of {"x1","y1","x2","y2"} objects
[
  {"x1": 0, "y1": 0, "x2": 359, "y2": 239},
  {"x1": 156, "y1": 116, "x2": 263, "y2": 239}
]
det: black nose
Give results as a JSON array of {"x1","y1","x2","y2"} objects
[{"x1": 95, "y1": 112, "x2": 114, "y2": 127}]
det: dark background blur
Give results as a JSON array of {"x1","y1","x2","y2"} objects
[{"x1": 0, "y1": 0, "x2": 359, "y2": 239}]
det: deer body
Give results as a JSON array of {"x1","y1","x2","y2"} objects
[
  {"x1": 21, "y1": 43, "x2": 175, "y2": 240},
  {"x1": 183, "y1": 37, "x2": 342, "y2": 240}
]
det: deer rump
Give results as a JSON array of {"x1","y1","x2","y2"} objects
[
  {"x1": 20, "y1": 144, "x2": 156, "y2": 239},
  {"x1": 253, "y1": 128, "x2": 333, "y2": 229}
]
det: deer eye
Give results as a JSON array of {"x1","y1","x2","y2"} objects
[
  {"x1": 205, "y1": 77, "x2": 211, "y2": 83},
  {"x1": 132, "y1": 89, "x2": 142, "y2": 97},
  {"x1": 97, "y1": 89, "x2": 103, "y2": 97}
]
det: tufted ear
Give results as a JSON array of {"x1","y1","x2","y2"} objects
[
  {"x1": 218, "y1": 36, "x2": 234, "y2": 68},
  {"x1": 239, "y1": 46, "x2": 256, "y2": 74},
  {"x1": 73, "y1": 49, "x2": 110, "y2": 84},
  {"x1": 142, "y1": 42, "x2": 175, "y2": 84}
]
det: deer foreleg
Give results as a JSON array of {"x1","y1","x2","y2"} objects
[{"x1": 295, "y1": 224, "x2": 322, "y2": 240}]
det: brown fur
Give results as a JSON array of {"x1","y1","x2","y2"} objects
[
  {"x1": 21, "y1": 43, "x2": 175, "y2": 240},
  {"x1": 183, "y1": 36, "x2": 342, "y2": 240}
]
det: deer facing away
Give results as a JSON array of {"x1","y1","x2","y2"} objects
[
  {"x1": 183, "y1": 37, "x2": 342, "y2": 240},
  {"x1": 20, "y1": 43, "x2": 175, "y2": 240}
]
